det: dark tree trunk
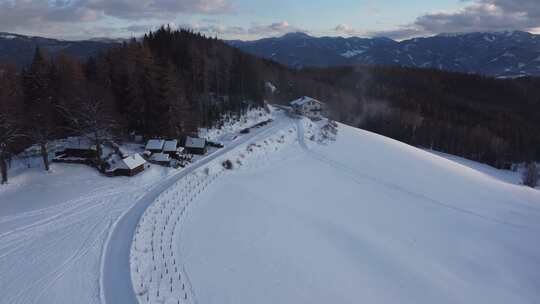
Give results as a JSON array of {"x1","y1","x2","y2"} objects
[
  {"x1": 94, "y1": 134, "x2": 103, "y2": 170},
  {"x1": 0, "y1": 153, "x2": 7, "y2": 184},
  {"x1": 40, "y1": 143, "x2": 50, "y2": 171}
]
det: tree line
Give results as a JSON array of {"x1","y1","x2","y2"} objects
[
  {"x1": 0, "y1": 27, "x2": 273, "y2": 184},
  {"x1": 1, "y1": 26, "x2": 539, "y2": 185},
  {"x1": 295, "y1": 65, "x2": 540, "y2": 170}
]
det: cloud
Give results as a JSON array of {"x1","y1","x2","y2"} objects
[
  {"x1": 86, "y1": 0, "x2": 233, "y2": 20},
  {"x1": 181, "y1": 21, "x2": 304, "y2": 38},
  {"x1": 248, "y1": 21, "x2": 303, "y2": 36},
  {"x1": 189, "y1": 23, "x2": 246, "y2": 36},
  {"x1": 367, "y1": 28, "x2": 426, "y2": 40},
  {"x1": 0, "y1": 0, "x2": 234, "y2": 38},
  {"x1": 370, "y1": 0, "x2": 540, "y2": 40},
  {"x1": 334, "y1": 24, "x2": 355, "y2": 35}
]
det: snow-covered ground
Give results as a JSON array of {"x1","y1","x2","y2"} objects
[
  {"x1": 0, "y1": 164, "x2": 176, "y2": 304},
  {"x1": 425, "y1": 149, "x2": 527, "y2": 186},
  {"x1": 130, "y1": 119, "x2": 297, "y2": 304},
  {"x1": 177, "y1": 119, "x2": 540, "y2": 304},
  {"x1": 0, "y1": 108, "x2": 284, "y2": 304},
  {"x1": 2, "y1": 107, "x2": 540, "y2": 304},
  {"x1": 199, "y1": 106, "x2": 272, "y2": 142}
]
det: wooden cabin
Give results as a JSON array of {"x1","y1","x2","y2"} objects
[
  {"x1": 145, "y1": 139, "x2": 165, "y2": 153},
  {"x1": 60, "y1": 137, "x2": 97, "y2": 159},
  {"x1": 149, "y1": 152, "x2": 170, "y2": 165},
  {"x1": 115, "y1": 154, "x2": 146, "y2": 177},
  {"x1": 163, "y1": 140, "x2": 179, "y2": 156},
  {"x1": 185, "y1": 136, "x2": 207, "y2": 155}
]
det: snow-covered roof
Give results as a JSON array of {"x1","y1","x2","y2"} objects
[
  {"x1": 185, "y1": 136, "x2": 206, "y2": 149},
  {"x1": 163, "y1": 140, "x2": 178, "y2": 152},
  {"x1": 119, "y1": 154, "x2": 146, "y2": 170},
  {"x1": 145, "y1": 139, "x2": 165, "y2": 151},
  {"x1": 290, "y1": 96, "x2": 323, "y2": 107},
  {"x1": 65, "y1": 137, "x2": 96, "y2": 150},
  {"x1": 150, "y1": 153, "x2": 170, "y2": 162}
]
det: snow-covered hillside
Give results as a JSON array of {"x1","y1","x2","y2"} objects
[
  {"x1": 178, "y1": 120, "x2": 540, "y2": 304},
  {"x1": 0, "y1": 108, "x2": 287, "y2": 304},
  {"x1": 0, "y1": 164, "x2": 176, "y2": 304},
  {"x1": 1, "y1": 109, "x2": 539, "y2": 304}
]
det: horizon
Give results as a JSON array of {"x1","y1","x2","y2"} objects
[
  {"x1": 2, "y1": 28, "x2": 539, "y2": 43},
  {"x1": 1, "y1": 1, "x2": 539, "y2": 41}
]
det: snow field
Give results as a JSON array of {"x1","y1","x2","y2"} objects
[
  {"x1": 130, "y1": 122, "x2": 299, "y2": 304},
  {"x1": 0, "y1": 164, "x2": 176, "y2": 304},
  {"x1": 177, "y1": 120, "x2": 540, "y2": 304},
  {"x1": 199, "y1": 107, "x2": 272, "y2": 142}
]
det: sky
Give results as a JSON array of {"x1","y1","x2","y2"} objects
[{"x1": 0, "y1": 0, "x2": 540, "y2": 40}]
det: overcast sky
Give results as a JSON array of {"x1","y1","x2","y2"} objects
[{"x1": 1, "y1": 0, "x2": 540, "y2": 40}]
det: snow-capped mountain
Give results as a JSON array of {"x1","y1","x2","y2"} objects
[
  {"x1": 0, "y1": 32, "x2": 118, "y2": 67},
  {"x1": 229, "y1": 31, "x2": 540, "y2": 78}
]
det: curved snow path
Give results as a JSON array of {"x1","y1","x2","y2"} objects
[
  {"x1": 101, "y1": 115, "x2": 290, "y2": 304},
  {"x1": 0, "y1": 165, "x2": 166, "y2": 304}
]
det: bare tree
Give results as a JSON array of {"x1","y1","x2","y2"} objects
[
  {"x1": 523, "y1": 162, "x2": 538, "y2": 188},
  {"x1": 0, "y1": 114, "x2": 24, "y2": 184},
  {"x1": 22, "y1": 47, "x2": 58, "y2": 172},
  {"x1": 61, "y1": 93, "x2": 116, "y2": 170},
  {"x1": 27, "y1": 112, "x2": 57, "y2": 171}
]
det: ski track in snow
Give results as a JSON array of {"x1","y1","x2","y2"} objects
[
  {"x1": 0, "y1": 175, "x2": 153, "y2": 304},
  {"x1": 2, "y1": 108, "x2": 539, "y2": 304},
  {"x1": 0, "y1": 108, "x2": 284, "y2": 304},
  {"x1": 176, "y1": 117, "x2": 540, "y2": 304},
  {"x1": 296, "y1": 120, "x2": 528, "y2": 230},
  {"x1": 105, "y1": 112, "x2": 294, "y2": 304}
]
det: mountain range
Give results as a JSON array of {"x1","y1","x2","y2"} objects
[
  {"x1": 2, "y1": 31, "x2": 540, "y2": 78},
  {"x1": 228, "y1": 31, "x2": 540, "y2": 78},
  {"x1": 0, "y1": 32, "x2": 118, "y2": 67}
]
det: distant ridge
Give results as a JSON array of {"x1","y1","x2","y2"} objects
[
  {"x1": 228, "y1": 31, "x2": 540, "y2": 78},
  {"x1": 0, "y1": 32, "x2": 118, "y2": 67}
]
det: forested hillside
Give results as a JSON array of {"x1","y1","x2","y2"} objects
[
  {"x1": 1, "y1": 27, "x2": 539, "y2": 173},
  {"x1": 294, "y1": 66, "x2": 540, "y2": 168}
]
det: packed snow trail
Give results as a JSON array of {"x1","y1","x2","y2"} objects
[
  {"x1": 296, "y1": 120, "x2": 529, "y2": 230},
  {"x1": 129, "y1": 117, "x2": 299, "y2": 304},
  {"x1": 177, "y1": 119, "x2": 540, "y2": 304},
  {"x1": 0, "y1": 165, "x2": 174, "y2": 304},
  {"x1": 102, "y1": 114, "x2": 291, "y2": 304},
  {"x1": 0, "y1": 107, "x2": 280, "y2": 304}
]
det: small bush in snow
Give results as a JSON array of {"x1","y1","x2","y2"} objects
[
  {"x1": 522, "y1": 162, "x2": 538, "y2": 188},
  {"x1": 222, "y1": 160, "x2": 233, "y2": 170}
]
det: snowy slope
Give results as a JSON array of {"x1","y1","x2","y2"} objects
[
  {"x1": 2, "y1": 110, "x2": 539, "y2": 304},
  {"x1": 177, "y1": 120, "x2": 540, "y2": 304},
  {"x1": 0, "y1": 164, "x2": 176, "y2": 304},
  {"x1": 0, "y1": 107, "x2": 284, "y2": 304}
]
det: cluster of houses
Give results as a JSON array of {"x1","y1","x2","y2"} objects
[
  {"x1": 54, "y1": 135, "x2": 209, "y2": 178},
  {"x1": 52, "y1": 97, "x2": 323, "y2": 178},
  {"x1": 144, "y1": 136, "x2": 207, "y2": 164}
]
